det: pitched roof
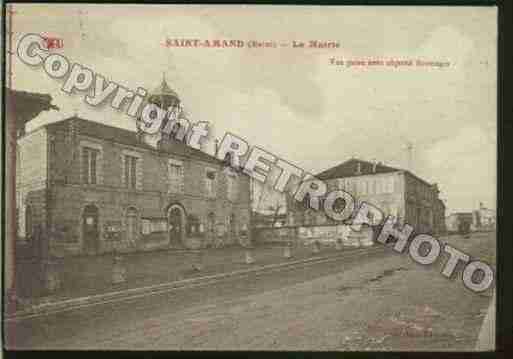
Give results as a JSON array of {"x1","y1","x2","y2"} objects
[
  {"x1": 47, "y1": 117, "x2": 221, "y2": 165},
  {"x1": 316, "y1": 158, "x2": 401, "y2": 180}
]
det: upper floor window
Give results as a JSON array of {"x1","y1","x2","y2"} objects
[
  {"x1": 385, "y1": 177, "x2": 395, "y2": 193},
  {"x1": 82, "y1": 147, "x2": 100, "y2": 184},
  {"x1": 368, "y1": 179, "x2": 375, "y2": 194},
  {"x1": 168, "y1": 159, "x2": 184, "y2": 194},
  {"x1": 121, "y1": 149, "x2": 142, "y2": 190},
  {"x1": 80, "y1": 141, "x2": 103, "y2": 185},
  {"x1": 360, "y1": 180, "x2": 368, "y2": 195},
  {"x1": 205, "y1": 168, "x2": 217, "y2": 198},
  {"x1": 376, "y1": 178, "x2": 384, "y2": 194},
  {"x1": 124, "y1": 155, "x2": 138, "y2": 189}
]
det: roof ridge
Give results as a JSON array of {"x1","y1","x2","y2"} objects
[
  {"x1": 49, "y1": 117, "x2": 222, "y2": 165},
  {"x1": 315, "y1": 157, "x2": 403, "y2": 180}
]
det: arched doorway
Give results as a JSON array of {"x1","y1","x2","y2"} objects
[
  {"x1": 126, "y1": 207, "x2": 139, "y2": 247},
  {"x1": 167, "y1": 204, "x2": 185, "y2": 246},
  {"x1": 82, "y1": 204, "x2": 99, "y2": 255}
]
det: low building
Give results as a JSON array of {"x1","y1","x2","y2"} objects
[
  {"x1": 286, "y1": 158, "x2": 446, "y2": 236},
  {"x1": 472, "y1": 202, "x2": 496, "y2": 231},
  {"x1": 16, "y1": 80, "x2": 252, "y2": 256}
]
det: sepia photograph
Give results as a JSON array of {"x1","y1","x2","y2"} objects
[{"x1": 3, "y1": 3, "x2": 499, "y2": 352}]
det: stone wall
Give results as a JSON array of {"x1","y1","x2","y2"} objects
[
  {"x1": 48, "y1": 183, "x2": 251, "y2": 256},
  {"x1": 17, "y1": 127, "x2": 48, "y2": 241},
  {"x1": 404, "y1": 172, "x2": 445, "y2": 234},
  {"x1": 255, "y1": 224, "x2": 368, "y2": 246}
]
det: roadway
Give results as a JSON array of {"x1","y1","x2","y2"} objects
[{"x1": 5, "y1": 231, "x2": 495, "y2": 351}]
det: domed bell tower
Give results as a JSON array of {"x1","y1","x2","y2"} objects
[
  {"x1": 137, "y1": 75, "x2": 184, "y2": 147},
  {"x1": 148, "y1": 75, "x2": 181, "y2": 110}
]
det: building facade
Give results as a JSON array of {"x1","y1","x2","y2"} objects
[
  {"x1": 16, "y1": 82, "x2": 251, "y2": 256},
  {"x1": 446, "y1": 213, "x2": 474, "y2": 234},
  {"x1": 286, "y1": 158, "x2": 446, "y2": 236}
]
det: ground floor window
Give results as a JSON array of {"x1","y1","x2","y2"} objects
[{"x1": 187, "y1": 214, "x2": 200, "y2": 237}]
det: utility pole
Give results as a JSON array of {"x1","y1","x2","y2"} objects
[
  {"x1": 406, "y1": 141, "x2": 413, "y2": 172},
  {"x1": 7, "y1": 4, "x2": 16, "y2": 89}
]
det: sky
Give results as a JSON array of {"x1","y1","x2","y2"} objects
[{"x1": 9, "y1": 4, "x2": 497, "y2": 214}]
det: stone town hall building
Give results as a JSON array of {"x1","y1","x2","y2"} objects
[{"x1": 16, "y1": 80, "x2": 251, "y2": 256}]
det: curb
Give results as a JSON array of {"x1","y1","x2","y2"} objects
[
  {"x1": 475, "y1": 291, "x2": 496, "y2": 350},
  {"x1": 6, "y1": 246, "x2": 384, "y2": 322}
]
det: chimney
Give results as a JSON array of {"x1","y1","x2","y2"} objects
[{"x1": 215, "y1": 139, "x2": 219, "y2": 155}]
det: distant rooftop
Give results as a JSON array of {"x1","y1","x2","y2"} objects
[
  {"x1": 316, "y1": 157, "x2": 437, "y2": 188},
  {"x1": 316, "y1": 158, "x2": 402, "y2": 180}
]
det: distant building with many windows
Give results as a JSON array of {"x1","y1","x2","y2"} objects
[
  {"x1": 445, "y1": 202, "x2": 495, "y2": 234},
  {"x1": 286, "y1": 158, "x2": 446, "y2": 235},
  {"x1": 16, "y1": 80, "x2": 251, "y2": 256}
]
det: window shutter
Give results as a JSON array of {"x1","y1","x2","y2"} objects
[
  {"x1": 131, "y1": 157, "x2": 137, "y2": 189},
  {"x1": 120, "y1": 154, "x2": 125, "y2": 187},
  {"x1": 124, "y1": 155, "x2": 130, "y2": 188},
  {"x1": 179, "y1": 165, "x2": 184, "y2": 193},
  {"x1": 90, "y1": 150, "x2": 97, "y2": 184},
  {"x1": 96, "y1": 150, "x2": 103, "y2": 185},
  {"x1": 136, "y1": 157, "x2": 143, "y2": 190},
  {"x1": 82, "y1": 148, "x2": 89, "y2": 184},
  {"x1": 167, "y1": 162, "x2": 172, "y2": 193}
]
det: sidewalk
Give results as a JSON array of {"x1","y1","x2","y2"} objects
[{"x1": 14, "y1": 242, "x2": 356, "y2": 311}]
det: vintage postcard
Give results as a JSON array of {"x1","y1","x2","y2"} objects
[{"x1": 3, "y1": 3, "x2": 497, "y2": 352}]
